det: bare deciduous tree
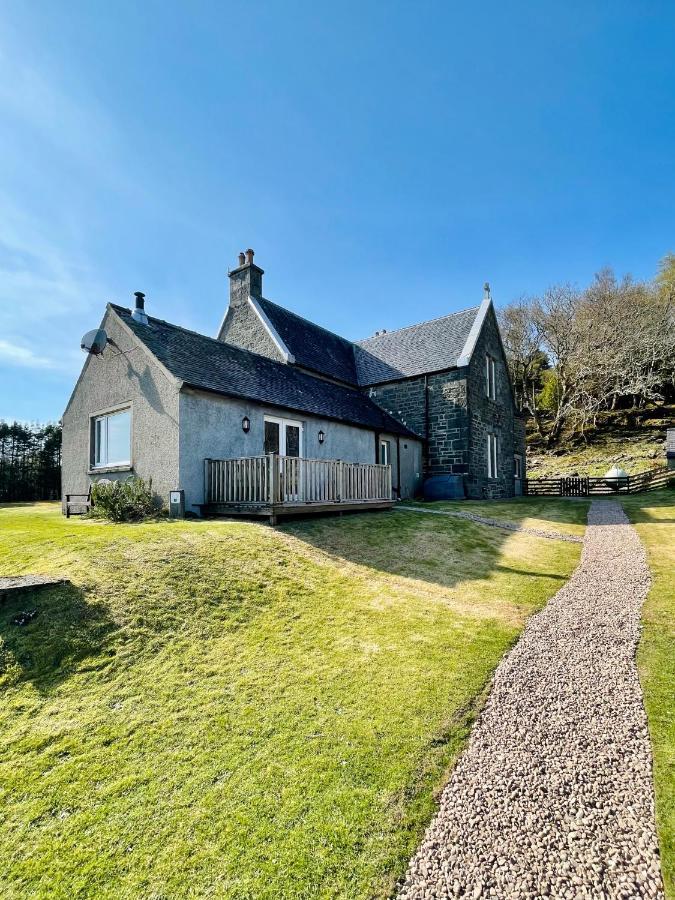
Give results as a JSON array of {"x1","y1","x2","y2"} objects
[{"x1": 499, "y1": 253, "x2": 675, "y2": 447}]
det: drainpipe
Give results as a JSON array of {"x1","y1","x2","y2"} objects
[
  {"x1": 395, "y1": 434, "x2": 401, "y2": 499},
  {"x1": 424, "y1": 375, "x2": 430, "y2": 476}
]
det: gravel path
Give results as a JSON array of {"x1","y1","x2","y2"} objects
[
  {"x1": 398, "y1": 506, "x2": 583, "y2": 543},
  {"x1": 397, "y1": 500, "x2": 664, "y2": 899}
]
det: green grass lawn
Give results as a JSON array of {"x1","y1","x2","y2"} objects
[
  {"x1": 622, "y1": 489, "x2": 675, "y2": 898},
  {"x1": 408, "y1": 496, "x2": 589, "y2": 537},
  {"x1": 0, "y1": 502, "x2": 584, "y2": 899}
]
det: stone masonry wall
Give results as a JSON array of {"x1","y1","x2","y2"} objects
[
  {"x1": 217, "y1": 301, "x2": 285, "y2": 362},
  {"x1": 466, "y1": 305, "x2": 520, "y2": 499},
  {"x1": 367, "y1": 369, "x2": 470, "y2": 477},
  {"x1": 368, "y1": 306, "x2": 522, "y2": 499}
]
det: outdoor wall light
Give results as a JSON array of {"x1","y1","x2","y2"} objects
[
  {"x1": 242, "y1": 416, "x2": 250, "y2": 433},
  {"x1": 318, "y1": 430, "x2": 325, "y2": 444}
]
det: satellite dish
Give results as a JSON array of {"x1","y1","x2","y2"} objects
[{"x1": 80, "y1": 328, "x2": 108, "y2": 355}]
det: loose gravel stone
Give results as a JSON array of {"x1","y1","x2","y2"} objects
[
  {"x1": 399, "y1": 506, "x2": 583, "y2": 543},
  {"x1": 397, "y1": 500, "x2": 664, "y2": 899}
]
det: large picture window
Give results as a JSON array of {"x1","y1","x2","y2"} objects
[
  {"x1": 93, "y1": 408, "x2": 131, "y2": 467},
  {"x1": 487, "y1": 433, "x2": 498, "y2": 479}
]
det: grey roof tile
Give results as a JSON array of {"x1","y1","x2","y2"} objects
[
  {"x1": 111, "y1": 305, "x2": 416, "y2": 437},
  {"x1": 354, "y1": 306, "x2": 480, "y2": 384},
  {"x1": 251, "y1": 296, "x2": 480, "y2": 387},
  {"x1": 255, "y1": 296, "x2": 360, "y2": 385}
]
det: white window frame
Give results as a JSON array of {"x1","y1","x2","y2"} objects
[
  {"x1": 92, "y1": 407, "x2": 131, "y2": 468},
  {"x1": 485, "y1": 354, "x2": 496, "y2": 400},
  {"x1": 379, "y1": 439, "x2": 391, "y2": 466},
  {"x1": 263, "y1": 415, "x2": 304, "y2": 457},
  {"x1": 487, "y1": 433, "x2": 498, "y2": 479}
]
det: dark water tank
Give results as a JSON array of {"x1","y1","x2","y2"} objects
[{"x1": 423, "y1": 474, "x2": 466, "y2": 500}]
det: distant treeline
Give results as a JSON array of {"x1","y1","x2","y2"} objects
[{"x1": 0, "y1": 422, "x2": 62, "y2": 502}]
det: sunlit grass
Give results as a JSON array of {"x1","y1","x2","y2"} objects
[
  {"x1": 0, "y1": 502, "x2": 582, "y2": 899},
  {"x1": 622, "y1": 490, "x2": 675, "y2": 898},
  {"x1": 407, "y1": 496, "x2": 589, "y2": 537}
]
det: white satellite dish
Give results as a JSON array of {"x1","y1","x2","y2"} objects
[{"x1": 80, "y1": 328, "x2": 108, "y2": 355}]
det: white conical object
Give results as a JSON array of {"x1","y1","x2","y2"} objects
[{"x1": 605, "y1": 465, "x2": 628, "y2": 480}]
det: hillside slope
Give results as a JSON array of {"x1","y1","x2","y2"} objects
[{"x1": 527, "y1": 407, "x2": 674, "y2": 478}]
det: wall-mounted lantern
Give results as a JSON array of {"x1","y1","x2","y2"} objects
[
  {"x1": 242, "y1": 416, "x2": 251, "y2": 433},
  {"x1": 318, "y1": 429, "x2": 325, "y2": 444}
]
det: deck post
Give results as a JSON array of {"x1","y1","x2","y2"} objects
[
  {"x1": 337, "y1": 460, "x2": 343, "y2": 502},
  {"x1": 204, "y1": 458, "x2": 212, "y2": 504},
  {"x1": 268, "y1": 453, "x2": 279, "y2": 505}
]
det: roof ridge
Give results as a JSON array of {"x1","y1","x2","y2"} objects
[
  {"x1": 110, "y1": 303, "x2": 367, "y2": 392},
  {"x1": 356, "y1": 304, "x2": 481, "y2": 345},
  {"x1": 257, "y1": 296, "x2": 356, "y2": 348}
]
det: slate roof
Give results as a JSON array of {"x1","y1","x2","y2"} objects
[
  {"x1": 248, "y1": 296, "x2": 481, "y2": 387},
  {"x1": 255, "y1": 296, "x2": 360, "y2": 385},
  {"x1": 354, "y1": 306, "x2": 481, "y2": 385},
  {"x1": 111, "y1": 305, "x2": 416, "y2": 437}
]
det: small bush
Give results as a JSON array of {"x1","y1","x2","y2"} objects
[{"x1": 90, "y1": 476, "x2": 156, "y2": 522}]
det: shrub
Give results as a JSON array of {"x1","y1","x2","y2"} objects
[{"x1": 90, "y1": 476, "x2": 156, "y2": 522}]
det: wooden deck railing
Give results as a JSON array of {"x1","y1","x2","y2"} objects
[{"x1": 204, "y1": 455, "x2": 392, "y2": 506}]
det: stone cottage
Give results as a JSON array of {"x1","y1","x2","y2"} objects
[{"x1": 62, "y1": 249, "x2": 525, "y2": 517}]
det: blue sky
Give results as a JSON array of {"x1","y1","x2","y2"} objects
[{"x1": 1, "y1": 1, "x2": 674, "y2": 422}]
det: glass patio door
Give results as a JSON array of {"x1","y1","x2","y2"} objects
[
  {"x1": 264, "y1": 416, "x2": 303, "y2": 502},
  {"x1": 263, "y1": 416, "x2": 303, "y2": 457}
]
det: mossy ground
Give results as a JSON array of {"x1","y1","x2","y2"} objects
[{"x1": 0, "y1": 501, "x2": 584, "y2": 898}]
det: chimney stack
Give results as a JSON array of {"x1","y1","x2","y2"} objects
[
  {"x1": 132, "y1": 291, "x2": 148, "y2": 325},
  {"x1": 228, "y1": 248, "x2": 264, "y2": 307}
]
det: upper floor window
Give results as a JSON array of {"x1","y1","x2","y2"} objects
[
  {"x1": 485, "y1": 354, "x2": 496, "y2": 400},
  {"x1": 93, "y1": 408, "x2": 131, "y2": 467},
  {"x1": 487, "y1": 433, "x2": 498, "y2": 479}
]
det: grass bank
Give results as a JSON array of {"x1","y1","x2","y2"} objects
[
  {"x1": 0, "y1": 502, "x2": 583, "y2": 899},
  {"x1": 622, "y1": 490, "x2": 675, "y2": 898}
]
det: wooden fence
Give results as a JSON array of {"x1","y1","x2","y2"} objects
[
  {"x1": 524, "y1": 467, "x2": 674, "y2": 497},
  {"x1": 204, "y1": 455, "x2": 392, "y2": 506}
]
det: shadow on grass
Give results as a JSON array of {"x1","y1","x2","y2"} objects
[
  {"x1": 281, "y1": 507, "x2": 561, "y2": 596},
  {"x1": 0, "y1": 581, "x2": 117, "y2": 694}
]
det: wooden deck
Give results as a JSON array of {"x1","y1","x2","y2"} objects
[{"x1": 199, "y1": 454, "x2": 393, "y2": 523}]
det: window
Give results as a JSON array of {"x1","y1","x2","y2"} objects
[
  {"x1": 379, "y1": 439, "x2": 391, "y2": 466},
  {"x1": 93, "y1": 408, "x2": 131, "y2": 467},
  {"x1": 487, "y1": 433, "x2": 498, "y2": 479},
  {"x1": 263, "y1": 416, "x2": 303, "y2": 457},
  {"x1": 514, "y1": 454, "x2": 522, "y2": 479},
  {"x1": 485, "y1": 354, "x2": 496, "y2": 400}
]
